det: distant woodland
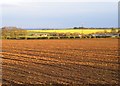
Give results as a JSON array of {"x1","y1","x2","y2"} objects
[{"x1": 1, "y1": 27, "x2": 119, "y2": 39}]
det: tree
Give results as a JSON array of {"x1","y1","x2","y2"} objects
[
  {"x1": 2, "y1": 27, "x2": 9, "y2": 39},
  {"x1": 111, "y1": 28, "x2": 117, "y2": 33},
  {"x1": 104, "y1": 30, "x2": 107, "y2": 33},
  {"x1": 2, "y1": 27, "x2": 27, "y2": 39}
]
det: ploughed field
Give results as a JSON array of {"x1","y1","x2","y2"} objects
[{"x1": 2, "y1": 39, "x2": 120, "y2": 85}]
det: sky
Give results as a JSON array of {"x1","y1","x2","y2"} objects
[{"x1": 0, "y1": 0, "x2": 119, "y2": 29}]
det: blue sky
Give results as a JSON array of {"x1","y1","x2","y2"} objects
[{"x1": 1, "y1": 1, "x2": 118, "y2": 28}]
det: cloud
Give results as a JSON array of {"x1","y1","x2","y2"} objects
[
  {"x1": 1, "y1": 1, "x2": 117, "y2": 28},
  {"x1": 0, "y1": 0, "x2": 119, "y2": 5}
]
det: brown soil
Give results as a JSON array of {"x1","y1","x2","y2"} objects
[{"x1": 1, "y1": 38, "x2": 120, "y2": 85}]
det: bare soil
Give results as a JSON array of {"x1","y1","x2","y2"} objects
[{"x1": 1, "y1": 38, "x2": 120, "y2": 85}]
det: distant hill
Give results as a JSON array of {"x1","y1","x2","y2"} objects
[
  {"x1": 2, "y1": 27, "x2": 23, "y2": 30},
  {"x1": 24, "y1": 28, "x2": 65, "y2": 30}
]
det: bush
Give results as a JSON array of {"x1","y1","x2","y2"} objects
[
  {"x1": 37, "y1": 37, "x2": 48, "y2": 39},
  {"x1": 49, "y1": 37, "x2": 59, "y2": 39},
  {"x1": 60, "y1": 36, "x2": 69, "y2": 39}
]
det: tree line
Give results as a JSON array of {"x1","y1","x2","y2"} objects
[
  {"x1": 1, "y1": 27, "x2": 119, "y2": 39},
  {"x1": 1, "y1": 27, "x2": 27, "y2": 39}
]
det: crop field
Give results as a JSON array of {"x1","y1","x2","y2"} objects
[
  {"x1": 27, "y1": 29, "x2": 115, "y2": 34},
  {"x1": 1, "y1": 38, "x2": 120, "y2": 85}
]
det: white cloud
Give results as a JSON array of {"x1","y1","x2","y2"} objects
[
  {"x1": 0, "y1": 0, "x2": 118, "y2": 7},
  {"x1": 0, "y1": 0, "x2": 119, "y2": 5},
  {"x1": 0, "y1": 0, "x2": 20, "y2": 5},
  {"x1": 1, "y1": 0, "x2": 118, "y2": 28}
]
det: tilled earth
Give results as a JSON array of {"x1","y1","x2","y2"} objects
[{"x1": 1, "y1": 38, "x2": 120, "y2": 85}]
